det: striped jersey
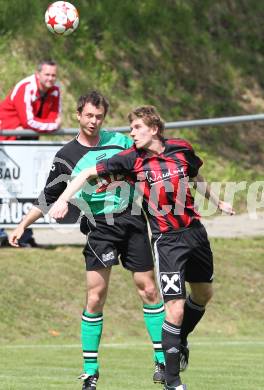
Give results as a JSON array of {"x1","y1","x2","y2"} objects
[{"x1": 96, "y1": 138, "x2": 203, "y2": 234}]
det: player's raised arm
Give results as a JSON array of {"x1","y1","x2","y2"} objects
[
  {"x1": 191, "y1": 173, "x2": 235, "y2": 215},
  {"x1": 9, "y1": 206, "x2": 44, "y2": 247},
  {"x1": 48, "y1": 166, "x2": 98, "y2": 219}
]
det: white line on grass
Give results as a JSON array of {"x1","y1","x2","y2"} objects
[{"x1": 1, "y1": 340, "x2": 264, "y2": 349}]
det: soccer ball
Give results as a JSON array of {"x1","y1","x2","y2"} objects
[{"x1": 45, "y1": 1, "x2": 79, "y2": 36}]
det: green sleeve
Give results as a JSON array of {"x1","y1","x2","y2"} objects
[{"x1": 123, "y1": 134, "x2": 133, "y2": 148}]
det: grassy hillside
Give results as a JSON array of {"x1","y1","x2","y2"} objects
[
  {"x1": 0, "y1": 0, "x2": 263, "y2": 211},
  {"x1": 0, "y1": 237, "x2": 263, "y2": 344},
  {"x1": 1, "y1": 1, "x2": 264, "y2": 120}
]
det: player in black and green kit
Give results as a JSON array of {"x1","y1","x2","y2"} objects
[{"x1": 9, "y1": 91, "x2": 165, "y2": 390}]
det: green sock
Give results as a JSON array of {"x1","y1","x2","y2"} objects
[
  {"x1": 143, "y1": 301, "x2": 165, "y2": 364},
  {"x1": 81, "y1": 310, "x2": 103, "y2": 375}
]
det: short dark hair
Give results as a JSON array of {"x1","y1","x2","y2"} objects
[
  {"x1": 128, "y1": 105, "x2": 165, "y2": 139},
  {"x1": 77, "y1": 90, "x2": 109, "y2": 117},
  {"x1": 37, "y1": 60, "x2": 57, "y2": 72}
]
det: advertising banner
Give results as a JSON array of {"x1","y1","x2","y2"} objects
[{"x1": 0, "y1": 141, "x2": 65, "y2": 227}]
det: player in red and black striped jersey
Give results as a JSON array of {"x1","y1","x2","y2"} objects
[
  {"x1": 97, "y1": 135, "x2": 202, "y2": 235},
  {"x1": 49, "y1": 105, "x2": 234, "y2": 390}
]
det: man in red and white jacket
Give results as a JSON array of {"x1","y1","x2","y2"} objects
[
  {"x1": 0, "y1": 60, "x2": 62, "y2": 246},
  {"x1": 0, "y1": 59, "x2": 61, "y2": 140}
]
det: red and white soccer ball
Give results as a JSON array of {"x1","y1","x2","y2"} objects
[{"x1": 45, "y1": 1, "x2": 79, "y2": 36}]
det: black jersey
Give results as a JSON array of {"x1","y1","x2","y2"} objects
[
  {"x1": 96, "y1": 138, "x2": 203, "y2": 234},
  {"x1": 35, "y1": 131, "x2": 133, "y2": 221}
]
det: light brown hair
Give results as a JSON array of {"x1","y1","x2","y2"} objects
[{"x1": 128, "y1": 105, "x2": 165, "y2": 139}]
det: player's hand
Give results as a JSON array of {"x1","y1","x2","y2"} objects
[
  {"x1": 9, "y1": 226, "x2": 25, "y2": 247},
  {"x1": 48, "y1": 199, "x2": 69, "y2": 220},
  {"x1": 218, "y1": 200, "x2": 235, "y2": 215}
]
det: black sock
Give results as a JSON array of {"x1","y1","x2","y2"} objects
[
  {"x1": 181, "y1": 295, "x2": 205, "y2": 345},
  {"x1": 162, "y1": 320, "x2": 182, "y2": 387}
]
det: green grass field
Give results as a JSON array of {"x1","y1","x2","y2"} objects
[
  {"x1": 0, "y1": 237, "x2": 263, "y2": 389},
  {"x1": 1, "y1": 339, "x2": 263, "y2": 389}
]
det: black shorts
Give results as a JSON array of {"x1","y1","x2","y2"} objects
[
  {"x1": 152, "y1": 220, "x2": 213, "y2": 302},
  {"x1": 82, "y1": 211, "x2": 154, "y2": 272}
]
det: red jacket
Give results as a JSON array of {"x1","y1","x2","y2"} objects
[{"x1": 0, "y1": 74, "x2": 61, "y2": 140}]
